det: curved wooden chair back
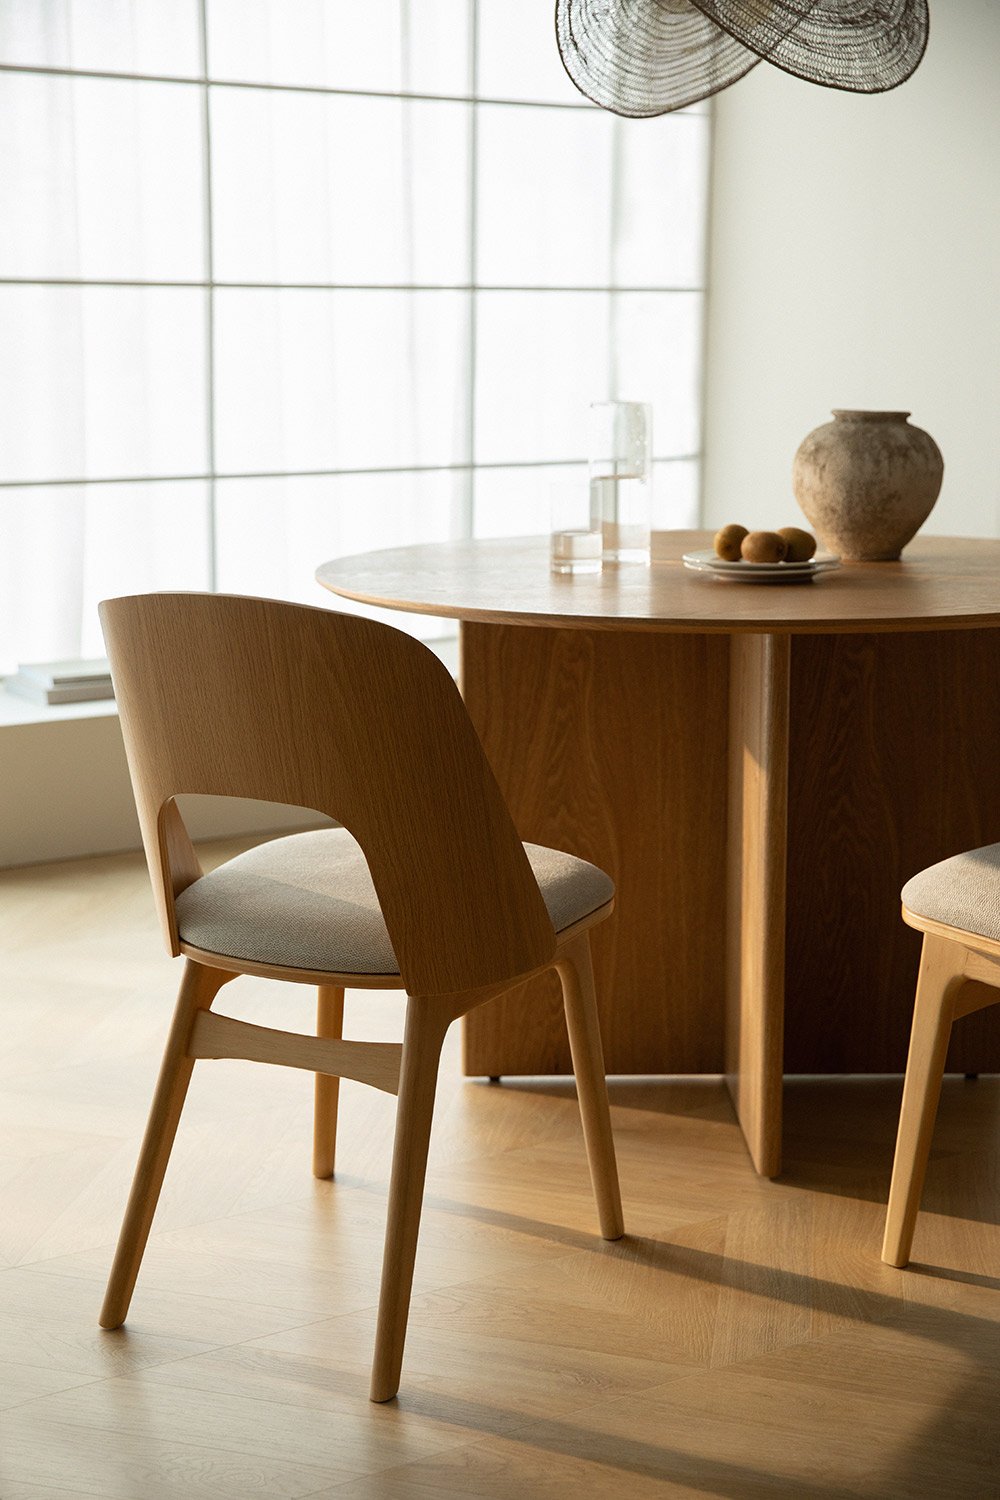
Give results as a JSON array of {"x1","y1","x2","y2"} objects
[{"x1": 99, "y1": 593, "x2": 555, "y2": 998}]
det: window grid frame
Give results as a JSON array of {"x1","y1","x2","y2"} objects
[{"x1": 0, "y1": 6, "x2": 709, "y2": 574}]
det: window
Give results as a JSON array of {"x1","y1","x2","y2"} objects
[{"x1": 0, "y1": 0, "x2": 709, "y2": 674}]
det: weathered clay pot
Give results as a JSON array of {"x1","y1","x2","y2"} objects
[{"x1": 792, "y1": 410, "x2": 944, "y2": 561}]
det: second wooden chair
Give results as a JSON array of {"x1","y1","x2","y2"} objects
[{"x1": 883, "y1": 842, "x2": 1000, "y2": 1268}]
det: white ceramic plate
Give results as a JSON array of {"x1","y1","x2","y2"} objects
[{"x1": 682, "y1": 549, "x2": 841, "y2": 583}]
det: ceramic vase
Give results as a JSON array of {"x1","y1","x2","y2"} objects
[{"x1": 792, "y1": 410, "x2": 944, "y2": 561}]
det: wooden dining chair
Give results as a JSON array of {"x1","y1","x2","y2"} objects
[
  {"x1": 98, "y1": 593, "x2": 623, "y2": 1401},
  {"x1": 882, "y1": 843, "x2": 1000, "y2": 1268}
]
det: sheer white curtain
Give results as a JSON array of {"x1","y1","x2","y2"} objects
[{"x1": 0, "y1": 0, "x2": 709, "y2": 675}]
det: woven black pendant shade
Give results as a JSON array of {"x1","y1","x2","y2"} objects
[
  {"x1": 556, "y1": 0, "x2": 930, "y2": 118},
  {"x1": 556, "y1": 0, "x2": 761, "y2": 118}
]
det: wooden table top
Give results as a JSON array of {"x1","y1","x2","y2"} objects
[{"x1": 316, "y1": 530, "x2": 1000, "y2": 635}]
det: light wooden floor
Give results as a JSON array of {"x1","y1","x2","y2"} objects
[{"x1": 1, "y1": 843, "x2": 999, "y2": 1499}]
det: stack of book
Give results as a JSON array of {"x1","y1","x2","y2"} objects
[{"x1": 5, "y1": 658, "x2": 115, "y2": 706}]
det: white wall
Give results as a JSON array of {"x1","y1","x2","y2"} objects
[
  {"x1": 702, "y1": 2, "x2": 1000, "y2": 537},
  {"x1": 0, "y1": 705, "x2": 327, "y2": 867}
]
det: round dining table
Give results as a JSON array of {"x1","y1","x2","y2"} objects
[{"x1": 318, "y1": 530, "x2": 1000, "y2": 1174}]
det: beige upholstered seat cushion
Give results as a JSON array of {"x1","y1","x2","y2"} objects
[
  {"x1": 175, "y1": 827, "x2": 614, "y2": 975},
  {"x1": 901, "y1": 841, "x2": 1000, "y2": 943}
]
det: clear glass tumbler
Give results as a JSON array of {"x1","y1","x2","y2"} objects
[
  {"x1": 589, "y1": 401, "x2": 652, "y2": 564},
  {"x1": 549, "y1": 479, "x2": 602, "y2": 575}
]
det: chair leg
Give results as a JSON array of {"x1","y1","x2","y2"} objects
[
  {"x1": 370, "y1": 998, "x2": 451, "y2": 1403},
  {"x1": 99, "y1": 959, "x2": 234, "y2": 1329},
  {"x1": 313, "y1": 985, "x2": 345, "y2": 1179},
  {"x1": 555, "y1": 933, "x2": 624, "y2": 1242},
  {"x1": 881, "y1": 934, "x2": 967, "y2": 1269}
]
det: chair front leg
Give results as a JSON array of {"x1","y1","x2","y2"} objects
[
  {"x1": 313, "y1": 985, "x2": 345, "y2": 1179},
  {"x1": 100, "y1": 959, "x2": 236, "y2": 1329},
  {"x1": 370, "y1": 997, "x2": 452, "y2": 1403},
  {"x1": 555, "y1": 932, "x2": 624, "y2": 1241},
  {"x1": 881, "y1": 933, "x2": 967, "y2": 1268}
]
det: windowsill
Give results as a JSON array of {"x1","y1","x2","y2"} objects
[
  {"x1": 0, "y1": 634, "x2": 461, "y2": 730},
  {"x1": 0, "y1": 691, "x2": 120, "y2": 728}
]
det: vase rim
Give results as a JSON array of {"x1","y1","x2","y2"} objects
[{"x1": 831, "y1": 409, "x2": 911, "y2": 422}]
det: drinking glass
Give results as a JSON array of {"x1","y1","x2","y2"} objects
[
  {"x1": 549, "y1": 479, "x2": 602, "y2": 575},
  {"x1": 589, "y1": 401, "x2": 652, "y2": 564}
]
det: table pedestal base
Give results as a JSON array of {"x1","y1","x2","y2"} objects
[
  {"x1": 725, "y1": 634, "x2": 789, "y2": 1177},
  {"x1": 461, "y1": 622, "x2": 1000, "y2": 1175}
]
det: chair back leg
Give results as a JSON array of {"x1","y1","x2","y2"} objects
[
  {"x1": 555, "y1": 933, "x2": 624, "y2": 1241},
  {"x1": 313, "y1": 985, "x2": 346, "y2": 1179},
  {"x1": 370, "y1": 997, "x2": 452, "y2": 1402},
  {"x1": 882, "y1": 934, "x2": 967, "y2": 1268},
  {"x1": 99, "y1": 959, "x2": 235, "y2": 1329}
]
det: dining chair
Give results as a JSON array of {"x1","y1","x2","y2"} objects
[
  {"x1": 882, "y1": 842, "x2": 1000, "y2": 1267},
  {"x1": 98, "y1": 593, "x2": 623, "y2": 1401}
]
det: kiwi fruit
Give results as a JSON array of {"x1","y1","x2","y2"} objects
[
  {"x1": 777, "y1": 526, "x2": 817, "y2": 562},
  {"x1": 713, "y1": 524, "x2": 748, "y2": 561},
  {"x1": 741, "y1": 530, "x2": 788, "y2": 564}
]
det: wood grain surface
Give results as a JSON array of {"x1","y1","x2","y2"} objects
[
  {"x1": 881, "y1": 931, "x2": 1000, "y2": 1268},
  {"x1": 461, "y1": 622, "x2": 730, "y2": 1077},
  {"x1": 5, "y1": 842, "x2": 1000, "y2": 1497},
  {"x1": 99, "y1": 594, "x2": 623, "y2": 1402},
  {"x1": 188, "y1": 1008, "x2": 404, "y2": 1095},
  {"x1": 317, "y1": 532, "x2": 1000, "y2": 636},
  {"x1": 784, "y1": 631, "x2": 1000, "y2": 1073},
  {"x1": 725, "y1": 635, "x2": 790, "y2": 1178},
  {"x1": 317, "y1": 540, "x2": 1000, "y2": 1099},
  {"x1": 100, "y1": 593, "x2": 556, "y2": 1000},
  {"x1": 462, "y1": 622, "x2": 1000, "y2": 1081},
  {"x1": 313, "y1": 984, "x2": 345, "y2": 1178}
]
